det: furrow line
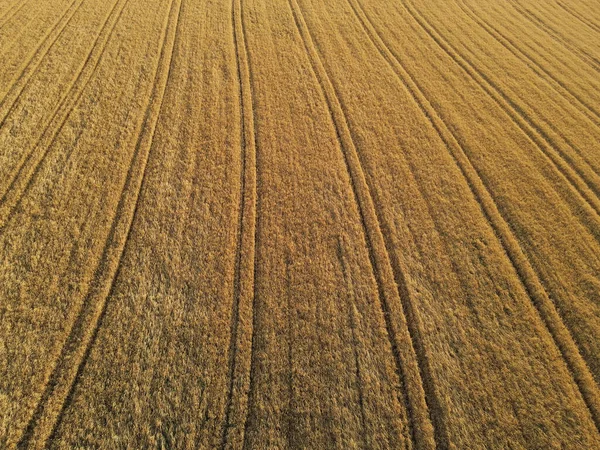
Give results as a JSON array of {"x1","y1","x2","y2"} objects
[
  {"x1": 349, "y1": 305, "x2": 369, "y2": 449},
  {"x1": 0, "y1": 0, "x2": 29, "y2": 30},
  {"x1": 401, "y1": 0, "x2": 600, "y2": 236},
  {"x1": 285, "y1": 0, "x2": 437, "y2": 448},
  {"x1": 454, "y1": 0, "x2": 600, "y2": 175},
  {"x1": 0, "y1": 0, "x2": 21, "y2": 24},
  {"x1": 220, "y1": 0, "x2": 258, "y2": 444},
  {"x1": 455, "y1": 0, "x2": 600, "y2": 127},
  {"x1": 0, "y1": 0, "x2": 85, "y2": 125},
  {"x1": 0, "y1": 0, "x2": 49, "y2": 54},
  {"x1": 15, "y1": 0, "x2": 182, "y2": 447},
  {"x1": 555, "y1": 1, "x2": 600, "y2": 34},
  {"x1": 344, "y1": 2, "x2": 467, "y2": 447},
  {"x1": 0, "y1": 0, "x2": 129, "y2": 232},
  {"x1": 505, "y1": 0, "x2": 600, "y2": 72},
  {"x1": 352, "y1": 0, "x2": 600, "y2": 430},
  {"x1": 337, "y1": 238, "x2": 371, "y2": 448},
  {"x1": 284, "y1": 254, "x2": 297, "y2": 449}
]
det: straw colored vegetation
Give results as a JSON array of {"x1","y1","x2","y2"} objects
[{"x1": 1, "y1": 0, "x2": 599, "y2": 448}]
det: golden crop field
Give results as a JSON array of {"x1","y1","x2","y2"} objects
[{"x1": 1, "y1": 0, "x2": 600, "y2": 447}]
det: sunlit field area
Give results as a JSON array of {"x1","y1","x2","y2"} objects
[{"x1": 2, "y1": 0, "x2": 600, "y2": 447}]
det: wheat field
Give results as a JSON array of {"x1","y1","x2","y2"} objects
[{"x1": 1, "y1": 0, "x2": 600, "y2": 448}]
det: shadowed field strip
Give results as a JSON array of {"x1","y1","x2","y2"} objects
[
  {"x1": 220, "y1": 0, "x2": 257, "y2": 444},
  {"x1": 286, "y1": 0, "x2": 437, "y2": 447}
]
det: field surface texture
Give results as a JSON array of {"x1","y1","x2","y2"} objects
[{"x1": 1, "y1": 0, "x2": 600, "y2": 448}]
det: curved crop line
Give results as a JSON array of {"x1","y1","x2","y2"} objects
[
  {"x1": 284, "y1": 256, "x2": 296, "y2": 448},
  {"x1": 15, "y1": 0, "x2": 183, "y2": 447},
  {"x1": 455, "y1": 0, "x2": 600, "y2": 128},
  {"x1": 45, "y1": 1, "x2": 184, "y2": 443},
  {"x1": 220, "y1": 3, "x2": 248, "y2": 442},
  {"x1": 0, "y1": 10, "x2": 42, "y2": 69},
  {"x1": 521, "y1": 0, "x2": 600, "y2": 66},
  {"x1": 283, "y1": 0, "x2": 438, "y2": 448},
  {"x1": 348, "y1": 309, "x2": 369, "y2": 447},
  {"x1": 453, "y1": 0, "x2": 600, "y2": 179},
  {"x1": 220, "y1": 0, "x2": 258, "y2": 444},
  {"x1": 504, "y1": 0, "x2": 600, "y2": 73},
  {"x1": 337, "y1": 239, "x2": 371, "y2": 447},
  {"x1": 0, "y1": 0, "x2": 85, "y2": 127},
  {"x1": 0, "y1": 0, "x2": 129, "y2": 232},
  {"x1": 398, "y1": 0, "x2": 600, "y2": 239},
  {"x1": 356, "y1": 0, "x2": 600, "y2": 430},
  {"x1": 0, "y1": 0, "x2": 22, "y2": 24},
  {"x1": 0, "y1": 0, "x2": 30, "y2": 30},
  {"x1": 555, "y1": 1, "x2": 600, "y2": 35},
  {"x1": 0, "y1": 0, "x2": 57, "y2": 57}
]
